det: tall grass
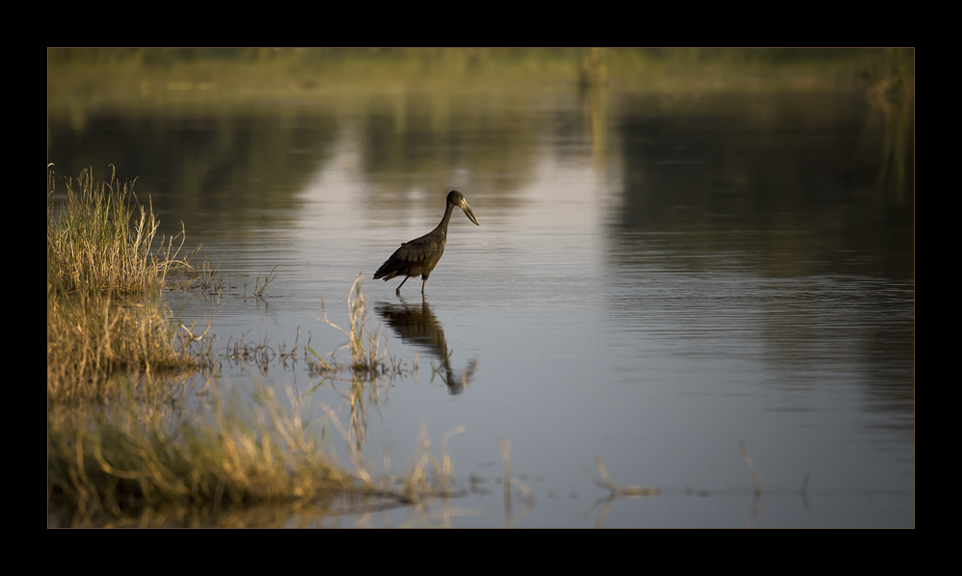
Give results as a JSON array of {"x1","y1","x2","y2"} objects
[
  {"x1": 316, "y1": 274, "x2": 386, "y2": 374},
  {"x1": 46, "y1": 165, "x2": 202, "y2": 403},
  {"x1": 47, "y1": 164, "x2": 193, "y2": 296}
]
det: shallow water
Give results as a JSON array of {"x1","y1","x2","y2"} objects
[{"x1": 47, "y1": 50, "x2": 914, "y2": 527}]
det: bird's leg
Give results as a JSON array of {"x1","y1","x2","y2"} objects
[
  {"x1": 395, "y1": 276, "x2": 410, "y2": 294},
  {"x1": 421, "y1": 278, "x2": 427, "y2": 295}
]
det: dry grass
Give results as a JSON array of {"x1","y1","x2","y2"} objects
[
  {"x1": 47, "y1": 376, "x2": 467, "y2": 527},
  {"x1": 46, "y1": 165, "x2": 207, "y2": 403},
  {"x1": 47, "y1": 164, "x2": 196, "y2": 296},
  {"x1": 306, "y1": 274, "x2": 416, "y2": 455},
  {"x1": 47, "y1": 381, "x2": 353, "y2": 526},
  {"x1": 315, "y1": 273, "x2": 388, "y2": 374},
  {"x1": 46, "y1": 288, "x2": 204, "y2": 403}
]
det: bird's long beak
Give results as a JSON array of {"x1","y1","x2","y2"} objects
[{"x1": 461, "y1": 202, "x2": 480, "y2": 226}]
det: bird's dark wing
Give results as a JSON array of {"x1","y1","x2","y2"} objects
[
  {"x1": 392, "y1": 235, "x2": 441, "y2": 264},
  {"x1": 373, "y1": 232, "x2": 444, "y2": 280}
]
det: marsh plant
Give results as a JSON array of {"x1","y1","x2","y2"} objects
[
  {"x1": 46, "y1": 165, "x2": 208, "y2": 403},
  {"x1": 47, "y1": 164, "x2": 197, "y2": 296},
  {"x1": 307, "y1": 274, "x2": 410, "y2": 454},
  {"x1": 47, "y1": 381, "x2": 352, "y2": 526},
  {"x1": 319, "y1": 274, "x2": 383, "y2": 373},
  {"x1": 312, "y1": 273, "x2": 408, "y2": 377},
  {"x1": 47, "y1": 375, "x2": 464, "y2": 526}
]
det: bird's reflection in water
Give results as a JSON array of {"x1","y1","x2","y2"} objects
[{"x1": 375, "y1": 298, "x2": 478, "y2": 394}]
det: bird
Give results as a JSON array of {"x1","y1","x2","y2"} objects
[{"x1": 373, "y1": 190, "x2": 480, "y2": 295}]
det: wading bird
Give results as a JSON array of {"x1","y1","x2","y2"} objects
[{"x1": 374, "y1": 190, "x2": 480, "y2": 295}]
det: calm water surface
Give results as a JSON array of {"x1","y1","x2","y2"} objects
[{"x1": 48, "y1": 60, "x2": 914, "y2": 527}]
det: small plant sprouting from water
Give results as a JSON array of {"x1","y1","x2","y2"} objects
[
  {"x1": 191, "y1": 255, "x2": 227, "y2": 296},
  {"x1": 313, "y1": 273, "x2": 392, "y2": 376},
  {"x1": 245, "y1": 265, "x2": 279, "y2": 300},
  {"x1": 305, "y1": 274, "x2": 399, "y2": 453}
]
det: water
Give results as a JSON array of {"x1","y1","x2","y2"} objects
[{"x1": 47, "y1": 50, "x2": 914, "y2": 527}]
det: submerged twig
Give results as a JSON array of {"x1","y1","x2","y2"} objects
[
  {"x1": 588, "y1": 458, "x2": 660, "y2": 497},
  {"x1": 585, "y1": 457, "x2": 659, "y2": 528}
]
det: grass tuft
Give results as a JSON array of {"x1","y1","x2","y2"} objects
[
  {"x1": 47, "y1": 164, "x2": 195, "y2": 297},
  {"x1": 314, "y1": 273, "x2": 398, "y2": 376},
  {"x1": 47, "y1": 165, "x2": 207, "y2": 403},
  {"x1": 47, "y1": 380, "x2": 355, "y2": 526}
]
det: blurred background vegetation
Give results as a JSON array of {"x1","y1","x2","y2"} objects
[{"x1": 48, "y1": 47, "x2": 914, "y2": 106}]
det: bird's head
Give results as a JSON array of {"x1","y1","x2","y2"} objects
[{"x1": 448, "y1": 190, "x2": 480, "y2": 226}]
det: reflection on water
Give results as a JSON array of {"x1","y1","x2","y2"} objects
[
  {"x1": 47, "y1": 49, "x2": 914, "y2": 527},
  {"x1": 376, "y1": 298, "x2": 478, "y2": 394}
]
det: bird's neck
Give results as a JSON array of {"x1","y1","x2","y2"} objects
[{"x1": 434, "y1": 202, "x2": 456, "y2": 239}]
